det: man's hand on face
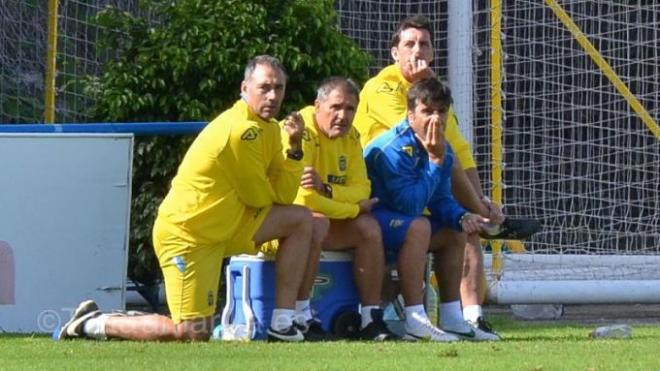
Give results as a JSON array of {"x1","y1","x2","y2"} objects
[
  {"x1": 408, "y1": 56, "x2": 435, "y2": 82},
  {"x1": 418, "y1": 113, "x2": 445, "y2": 165},
  {"x1": 283, "y1": 111, "x2": 304, "y2": 151}
]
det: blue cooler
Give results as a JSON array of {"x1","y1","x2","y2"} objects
[{"x1": 220, "y1": 251, "x2": 360, "y2": 340}]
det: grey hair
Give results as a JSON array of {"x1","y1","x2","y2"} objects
[
  {"x1": 243, "y1": 55, "x2": 288, "y2": 81},
  {"x1": 316, "y1": 76, "x2": 360, "y2": 102}
]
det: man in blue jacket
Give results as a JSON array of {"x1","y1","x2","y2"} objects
[{"x1": 364, "y1": 78, "x2": 498, "y2": 341}]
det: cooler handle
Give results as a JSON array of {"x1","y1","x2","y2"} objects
[
  {"x1": 220, "y1": 264, "x2": 234, "y2": 328},
  {"x1": 241, "y1": 265, "x2": 256, "y2": 339}
]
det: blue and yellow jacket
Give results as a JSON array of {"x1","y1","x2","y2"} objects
[{"x1": 364, "y1": 119, "x2": 466, "y2": 231}]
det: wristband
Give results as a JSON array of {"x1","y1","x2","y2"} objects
[
  {"x1": 286, "y1": 149, "x2": 303, "y2": 161},
  {"x1": 323, "y1": 183, "x2": 333, "y2": 199},
  {"x1": 459, "y1": 212, "x2": 473, "y2": 228}
]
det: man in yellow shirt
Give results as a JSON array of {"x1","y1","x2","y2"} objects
[
  {"x1": 287, "y1": 77, "x2": 396, "y2": 341},
  {"x1": 353, "y1": 15, "x2": 507, "y2": 338},
  {"x1": 57, "y1": 55, "x2": 313, "y2": 342}
]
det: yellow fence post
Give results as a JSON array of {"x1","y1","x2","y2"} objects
[
  {"x1": 44, "y1": 0, "x2": 59, "y2": 123},
  {"x1": 490, "y1": 0, "x2": 504, "y2": 278}
]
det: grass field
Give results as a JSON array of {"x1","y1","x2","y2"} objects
[{"x1": 2, "y1": 315, "x2": 659, "y2": 370}]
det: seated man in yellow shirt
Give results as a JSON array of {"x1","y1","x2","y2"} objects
[
  {"x1": 287, "y1": 77, "x2": 397, "y2": 341},
  {"x1": 354, "y1": 15, "x2": 538, "y2": 338},
  {"x1": 57, "y1": 55, "x2": 313, "y2": 342}
]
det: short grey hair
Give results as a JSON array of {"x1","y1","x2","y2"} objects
[
  {"x1": 243, "y1": 55, "x2": 288, "y2": 81},
  {"x1": 316, "y1": 76, "x2": 360, "y2": 103}
]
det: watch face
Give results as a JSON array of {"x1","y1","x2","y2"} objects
[{"x1": 287, "y1": 150, "x2": 303, "y2": 160}]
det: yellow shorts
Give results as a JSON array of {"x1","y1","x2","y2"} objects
[
  {"x1": 153, "y1": 206, "x2": 270, "y2": 324},
  {"x1": 259, "y1": 239, "x2": 280, "y2": 256}
]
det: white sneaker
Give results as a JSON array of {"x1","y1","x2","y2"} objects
[
  {"x1": 403, "y1": 312, "x2": 459, "y2": 342},
  {"x1": 468, "y1": 316, "x2": 501, "y2": 341},
  {"x1": 443, "y1": 320, "x2": 500, "y2": 341}
]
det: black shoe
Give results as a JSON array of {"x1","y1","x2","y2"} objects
[
  {"x1": 267, "y1": 325, "x2": 304, "y2": 342},
  {"x1": 480, "y1": 218, "x2": 541, "y2": 240},
  {"x1": 359, "y1": 309, "x2": 398, "y2": 341},
  {"x1": 296, "y1": 318, "x2": 336, "y2": 342}
]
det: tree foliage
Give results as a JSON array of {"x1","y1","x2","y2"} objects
[{"x1": 86, "y1": 0, "x2": 370, "y2": 284}]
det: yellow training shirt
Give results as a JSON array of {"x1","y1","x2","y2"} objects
[
  {"x1": 156, "y1": 99, "x2": 304, "y2": 245},
  {"x1": 289, "y1": 106, "x2": 371, "y2": 220},
  {"x1": 353, "y1": 64, "x2": 476, "y2": 169}
]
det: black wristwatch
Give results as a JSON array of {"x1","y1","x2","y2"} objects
[
  {"x1": 286, "y1": 149, "x2": 303, "y2": 161},
  {"x1": 459, "y1": 212, "x2": 473, "y2": 229},
  {"x1": 323, "y1": 183, "x2": 333, "y2": 199}
]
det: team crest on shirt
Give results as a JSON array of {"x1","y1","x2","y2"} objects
[
  {"x1": 302, "y1": 129, "x2": 311, "y2": 142},
  {"x1": 338, "y1": 155, "x2": 347, "y2": 171},
  {"x1": 241, "y1": 127, "x2": 259, "y2": 141},
  {"x1": 376, "y1": 82, "x2": 396, "y2": 94},
  {"x1": 401, "y1": 145, "x2": 414, "y2": 157}
]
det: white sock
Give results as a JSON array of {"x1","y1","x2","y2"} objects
[
  {"x1": 270, "y1": 309, "x2": 295, "y2": 332},
  {"x1": 82, "y1": 314, "x2": 108, "y2": 340},
  {"x1": 440, "y1": 301, "x2": 465, "y2": 329},
  {"x1": 294, "y1": 299, "x2": 312, "y2": 325},
  {"x1": 360, "y1": 305, "x2": 379, "y2": 328},
  {"x1": 404, "y1": 304, "x2": 428, "y2": 329},
  {"x1": 463, "y1": 304, "x2": 483, "y2": 323}
]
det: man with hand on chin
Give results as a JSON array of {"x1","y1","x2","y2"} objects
[
  {"x1": 275, "y1": 77, "x2": 397, "y2": 341},
  {"x1": 355, "y1": 15, "x2": 540, "y2": 338},
  {"x1": 364, "y1": 78, "x2": 498, "y2": 341},
  {"x1": 57, "y1": 55, "x2": 313, "y2": 343}
]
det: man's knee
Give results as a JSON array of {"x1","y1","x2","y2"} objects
[
  {"x1": 289, "y1": 204, "x2": 313, "y2": 224},
  {"x1": 174, "y1": 319, "x2": 212, "y2": 341},
  {"x1": 255, "y1": 205, "x2": 313, "y2": 245},
  {"x1": 466, "y1": 231, "x2": 481, "y2": 246},
  {"x1": 400, "y1": 217, "x2": 432, "y2": 255},
  {"x1": 353, "y1": 214, "x2": 382, "y2": 244},
  {"x1": 407, "y1": 217, "x2": 431, "y2": 240},
  {"x1": 430, "y1": 228, "x2": 466, "y2": 253},
  {"x1": 282, "y1": 205, "x2": 313, "y2": 234},
  {"x1": 312, "y1": 215, "x2": 330, "y2": 247}
]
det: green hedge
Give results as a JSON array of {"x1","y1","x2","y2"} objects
[{"x1": 85, "y1": 0, "x2": 370, "y2": 285}]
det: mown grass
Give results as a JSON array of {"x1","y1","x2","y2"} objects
[{"x1": 1, "y1": 316, "x2": 658, "y2": 370}]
